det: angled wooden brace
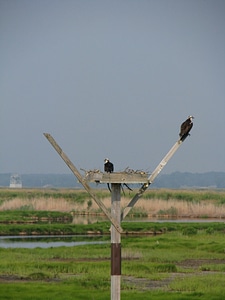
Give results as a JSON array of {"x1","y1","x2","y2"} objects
[
  {"x1": 121, "y1": 136, "x2": 189, "y2": 221},
  {"x1": 43, "y1": 133, "x2": 123, "y2": 233}
]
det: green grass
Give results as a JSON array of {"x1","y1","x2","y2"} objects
[
  {"x1": 0, "y1": 210, "x2": 72, "y2": 223},
  {"x1": 1, "y1": 230, "x2": 225, "y2": 299},
  {"x1": 2, "y1": 282, "x2": 222, "y2": 300},
  {"x1": 0, "y1": 188, "x2": 85, "y2": 199},
  {"x1": 0, "y1": 283, "x2": 223, "y2": 300},
  {"x1": 0, "y1": 282, "x2": 109, "y2": 300},
  {"x1": 141, "y1": 189, "x2": 225, "y2": 203},
  {"x1": 1, "y1": 188, "x2": 225, "y2": 204},
  {"x1": 0, "y1": 220, "x2": 225, "y2": 235},
  {"x1": 0, "y1": 188, "x2": 225, "y2": 299},
  {"x1": 170, "y1": 273, "x2": 225, "y2": 294}
]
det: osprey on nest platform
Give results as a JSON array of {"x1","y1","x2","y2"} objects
[
  {"x1": 104, "y1": 158, "x2": 114, "y2": 193},
  {"x1": 104, "y1": 158, "x2": 114, "y2": 173},
  {"x1": 179, "y1": 116, "x2": 194, "y2": 141}
]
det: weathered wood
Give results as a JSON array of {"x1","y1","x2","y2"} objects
[
  {"x1": 121, "y1": 138, "x2": 186, "y2": 220},
  {"x1": 111, "y1": 183, "x2": 121, "y2": 300},
  {"x1": 85, "y1": 172, "x2": 148, "y2": 184},
  {"x1": 43, "y1": 133, "x2": 122, "y2": 233}
]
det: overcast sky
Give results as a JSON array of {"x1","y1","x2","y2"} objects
[{"x1": 1, "y1": 0, "x2": 225, "y2": 175}]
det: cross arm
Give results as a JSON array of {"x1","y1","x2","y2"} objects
[
  {"x1": 121, "y1": 138, "x2": 187, "y2": 221},
  {"x1": 43, "y1": 133, "x2": 123, "y2": 233}
]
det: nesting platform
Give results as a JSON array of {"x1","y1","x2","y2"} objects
[{"x1": 84, "y1": 171, "x2": 148, "y2": 184}]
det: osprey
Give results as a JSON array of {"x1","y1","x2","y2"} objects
[
  {"x1": 104, "y1": 158, "x2": 114, "y2": 173},
  {"x1": 179, "y1": 116, "x2": 194, "y2": 140}
]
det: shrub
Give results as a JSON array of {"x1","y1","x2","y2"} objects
[
  {"x1": 157, "y1": 206, "x2": 178, "y2": 216},
  {"x1": 205, "y1": 227, "x2": 214, "y2": 234},
  {"x1": 182, "y1": 227, "x2": 198, "y2": 235},
  {"x1": 153, "y1": 263, "x2": 177, "y2": 272}
]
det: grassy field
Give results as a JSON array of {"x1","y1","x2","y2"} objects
[
  {"x1": 0, "y1": 230, "x2": 225, "y2": 299},
  {"x1": 0, "y1": 188, "x2": 225, "y2": 299}
]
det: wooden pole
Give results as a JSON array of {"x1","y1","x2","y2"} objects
[
  {"x1": 111, "y1": 183, "x2": 121, "y2": 300},
  {"x1": 121, "y1": 138, "x2": 186, "y2": 220},
  {"x1": 43, "y1": 133, "x2": 122, "y2": 233}
]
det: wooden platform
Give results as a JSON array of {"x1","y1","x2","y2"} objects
[{"x1": 84, "y1": 172, "x2": 148, "y2": 184}]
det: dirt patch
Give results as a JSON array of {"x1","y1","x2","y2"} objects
[
  {"x1": 123, "y1": 259, "x2": 225, "y2": 291},
  {"x1": 1, "y1": 259, "x2": 225, "y2": 290},
  {"x1": 177, "y1": 258, "x2": 225, "y2": 269},
  {"x1": 0, "y1": 275, "x2": 25, "y2": 283},
  {"x1": 123, "y1": 274, "x2": 178, "y2": 290},
  {"x1": 49, "y1": 257, "x2": 139, "y2": 263},
  {"x1": 0, "y1": 274, "x2": 60, "y2": 283}
]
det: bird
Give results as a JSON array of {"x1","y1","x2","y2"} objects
[
  {"x1": 179, "y1": 116, "x2": 194, "y2": 140},
  {"x1": 104, "y1": 158, "x2": 114, "y2": 192},
  {"x1": 104, "y1": 158, "x2": 114, "y2": 173}
]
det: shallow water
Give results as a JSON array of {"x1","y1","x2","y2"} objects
[
  {"x1": 72, "y1": 214, "x2": 225, "y2": 224},
  {"x1": 0, "y1": 235, "x2": 108, "y2": 249},
  {"x1": 1, "y1": 217, "x2": 224, "y2": 248},
  {"x1": 126, "y1": 217, "x2": 225, "y2": 223}
]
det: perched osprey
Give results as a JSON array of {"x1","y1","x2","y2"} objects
[
  {"x1": 179, "y1": 116, "x2": 194, "y2": 140},
  {"x1": 104, "y1": 158, "x2": 114, "y2": 173}
]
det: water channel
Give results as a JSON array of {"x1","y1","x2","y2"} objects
[
  {"x1": 1, "y1": 216, "x2": 224, "y2": 249},
  {"x1": 0, "y1": 235, "x2": 108, "y2": 249},
  {"x1": 72, "y1": 214, "x2": 225, "y2": 224}
]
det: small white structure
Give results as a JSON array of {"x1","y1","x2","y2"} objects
[{"x1": 9, "y1": 174, "x2": 22, "y2": 188}]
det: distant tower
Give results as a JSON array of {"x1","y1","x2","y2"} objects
[{"x1": 9, "y1": 174, "x2": 22, "y2": 188}]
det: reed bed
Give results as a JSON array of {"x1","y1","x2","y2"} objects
[
  {"x1": 133, "y1": 198, "x2": 225, "y2": 218},
  {"x1": 1, "y1": 194, "x2": 225, "y2": 218},
  {"x1": 0, "y1": 197, "x2": 86, "y2": 212}
]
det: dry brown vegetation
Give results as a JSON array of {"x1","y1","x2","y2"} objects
[
  {"x1": 0, "y1": 197, "x2": 79, "y2": 212},
  {"x1": 1, "y1": 189, "x2": 225, "y2": 219}
]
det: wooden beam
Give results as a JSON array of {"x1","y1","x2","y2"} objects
[
  {"x1": 111, "y1": 183, "x2": 121, "y2": 300},
  {"x1": 121, "y1": 138, "x2": 187, "y2": 220},
  {"x1": 85, "y1": 172, "x2": 148, "y2": 184},
  {"x1": 43, "y1": 133, "x2": 122, "y2": 233}
]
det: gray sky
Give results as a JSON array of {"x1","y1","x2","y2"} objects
[{"x1": 1, "y1": 0, "x2": 225, "y2": 175}]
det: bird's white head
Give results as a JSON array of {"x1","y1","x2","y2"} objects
[
  {"x1": 188, "y1": 115, "x2": 194, "y2": 121},
  {"x1": 104, "y1": 158, "x2": 109, "y2": 163}
]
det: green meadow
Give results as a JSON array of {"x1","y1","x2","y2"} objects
[
  {"x1": 0, "y1": 188, "x2": 225, "y2": 299},
  {"x1": 1, "y1": 230, "x2": 225, "y2": 299}
]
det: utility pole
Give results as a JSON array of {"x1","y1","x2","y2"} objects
[
  {"x1": 44, "y1": 127, "x2": 192, "y2": 300},
  {"x1": 111, "y1": 183, "x2": 121, "y2": 300},
  {"x1": 43, "y1": 133, "x2": 122, "y2": 233}
]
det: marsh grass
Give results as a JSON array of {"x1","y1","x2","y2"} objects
[
  {"x1": 1, "y1": 231, "x2": 225, "y2": 299},
  {"x1": 1, "y1": 188, "x2": 225, "y2": 298},
  {"x1": 1, "y1": 188, "x2": 225, "y2": 218},
  {"x1": 200, "y1": 264, "x2": 225, "y2": 272},
  {"x1": 0, "y1": 197, "x2": 86, "y2": 212},
  {"x1": 2, "y1": 196, "x2": 225, "y2": 218},
  {"x1": 0, "y1": 210, "x2": 72, "y2": 223},
  {"x1": 169, "y1": 273, "x2": 225, "y2": 294},
  {"x1": 1, "y1": 220, "x2": 225, "y2": 236}
]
